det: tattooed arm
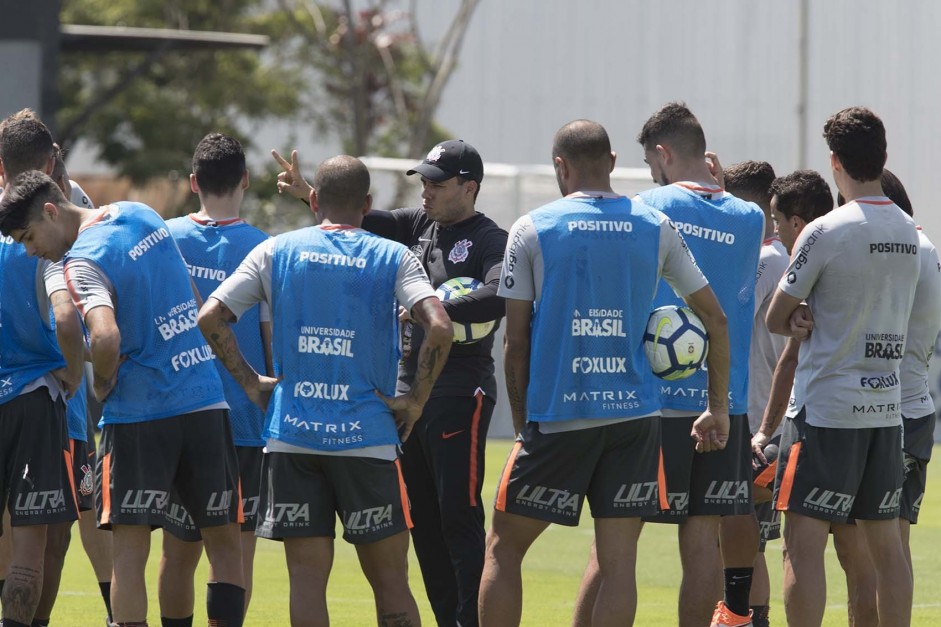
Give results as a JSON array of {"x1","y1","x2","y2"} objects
[
  {"x1": 503, "y1": 298, "x2": 533, "y2": 435},
  {"x1": 199, "y1": 298, "x2": 276, "y2": 410},
  {"x1": 379, "y1": 295, "x2": 451, "y2": 441}
]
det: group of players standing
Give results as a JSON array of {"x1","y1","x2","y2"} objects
[{"x1": 0, "y1": 100, "x2": 933, "y2": 627}]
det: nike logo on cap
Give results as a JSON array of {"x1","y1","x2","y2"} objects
[{"x1": 459, "y1": 170, "x2": 472, "y2": 175}]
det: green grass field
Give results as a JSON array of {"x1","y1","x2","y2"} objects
[{"x1": 49, "y1": 440, "x2": 941, "y2": 625}]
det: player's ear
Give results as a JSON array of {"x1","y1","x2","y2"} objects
[
  {"x1": 362, "y1": 193, "x2": 373, "y2": 216},
  {"x1": 308, "y1": 187, "x2": 319, "y2": 214},
  {"x1": 609, "y1": 151, "x2": 617, "y2": 172},
  {"x1": 829, "y1": 151, "x2": 841, "y2": 173},
  {"x1": 241, "y1": 170, "x2": 250, "y2": 190},
  {"x1": 189, "y1": 173, "x2": 199, "y2": 194},
  {"x1": 43, "y1": 201, "x2": 58, "y2": 221},
  {"x1": 655, "y1": 144, "x2": 670, "y2": 165}
]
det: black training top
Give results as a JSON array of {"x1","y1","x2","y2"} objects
[{"x1": 363, "y1": 207, "x2": 508, "y2": 398}]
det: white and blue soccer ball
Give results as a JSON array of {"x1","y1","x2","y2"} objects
[
  {"x1": 643, "y1": 305, "x2": 709, "y2": 380},
  {"x1": 435, "y1": 276, "x2": 495, "y2": 344}
]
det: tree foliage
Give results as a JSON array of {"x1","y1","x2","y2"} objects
[
  {"x1": 262, "y1": 0, "x2": 479, "y2": 163},
  {"x1": 58, "y1": 0, "x2": 480, "y2": 213},
  {"x1": 59, "y1": 0, "x2": 300, "y2": 183}
]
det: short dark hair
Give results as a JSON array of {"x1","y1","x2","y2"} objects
[
  {"x1": 637, "y1": 102, "x2": 706, "y2": 158},
  {"x1": 723, "y1": 161, "x2": 776, "y2": 209},
  {"x1": 822, "y1": 107, "x2": 886, "y2": 183},
  {"x1": 0, "y1": 170, "x2": 67, "y2": 236},
  {"x1": 836, "y1": 168, "x2": 912, "y2": 217},
  {"x1": 312, "y1": 155, "x2": 370, "y2": 212},
  {"x1": 0, "y1": 109, "x2": 54, "y2": 178},
  {"x1": 192, "y1": 133, "x2": 246, "y2": 196},
  {"x1": 457, "y1": 175, "x2": 481, "y2": 202},
  {"x1": 769, "y1": 169, "x2": 834, "y2": 223},
  {"x1": 553, "y1": 119, "x2": 612, "y2": 168}
]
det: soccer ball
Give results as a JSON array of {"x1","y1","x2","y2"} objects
[
  {"x1": 435, "y1": 276, "x2": 496, "y2": 344},
  {"x1": 643, "y1": 305, "x2": 709, "y2": 380}
]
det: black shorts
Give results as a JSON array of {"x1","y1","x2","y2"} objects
[
  {"x1": 71, "y1": 439, "x2": 96, "y2": 512},
  {"x1": 96, "y1": 410, "x2": 242, "y2": 531},
  {"x1": 256, "y1": 452, "x2": 412, "y2": 544},
  {"x1": 645, "y1": 414, "x2": 753, "y2": 523},
  {"x1": 773, "y1": 409, "x2": 903, "y2": 522},
  {"x1": 494, "y1": 417, "x2": 663, "y2": 526},
  {"x1": 164, "y1": 445, "x2": 264, "y2": 541},
  {"x1": 901, "y1": 413, "x2": 934, "y2": 524},
  {"x1": 0, "y1": 388, "x2": 78, "y2": 531}
]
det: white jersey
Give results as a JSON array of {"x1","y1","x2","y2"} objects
[
  {"x1": 780, "y1": 198, "x2": 919, "y2": 429},
  {"x1": 900, "y1": 229, "x2": 941, "y2": 419},
  {"x1": 748, "y1": 236, "x2": 789, "y2": 431},
  {"x1": 69, "y1": 180, "x2": 95, "y2": 209}
]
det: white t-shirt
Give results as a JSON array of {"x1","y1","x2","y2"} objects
[
  {"x1": 748, "y1": 236, "x2": 789, "y2": 432},
  {"x1": 900, "y1": 229, "x2": 941, "y2": 419},
  {"x1": 780, "y1": 198, "x2": 920, "y2": 428}
]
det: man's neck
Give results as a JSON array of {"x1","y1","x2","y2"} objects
[
  {"x1": 669, "y1": 158, "x2": 716, "y2": 188},
  {"x1": 838, "y1": 178, "x2": 885, "y2": 204},
  {"x1": 195, "y1": 193, "x2": 242, "y2": 221},
  {"x1": 436, "y1": 206, "x2": 476, "y2": 227}
]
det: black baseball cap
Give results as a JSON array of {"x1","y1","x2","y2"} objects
[{"x1": 406, "y1": 139, "x2": 484, "y2": 183}]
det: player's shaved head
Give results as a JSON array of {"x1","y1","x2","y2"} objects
[
  {"x1": 724, "y1": 161, "x2": 776, "y2": 210},
  {"x1": 637, "y1": 102, "x2": 706, "y2": 159},
  {"x1": 312, "y1": 155, "x2": 371, "y2": 213},
  {"x1": 0, "y1": 109, "x2": 55, "y2": 178},
  {"x1": 553, "y1": 120, "x2": 612, "y2": 168}
]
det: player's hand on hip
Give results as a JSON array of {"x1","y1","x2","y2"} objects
[
  {"x1": 92, "y1": 356, "x2": 126, "y2": 402},
  {"x1": 272, "y1": 149, "x2": 313, "y2": 200},
  {"x1": 398, "y1": 305, "x2": 412, "y2": 323},
  {"x1": 375, "y1": 390, "x2": 423, "y2": 442},
  {"x1": 52, "y1": 367, "x2": 82, "y2": 400},
  {"x1": 691, "y1": 409, "x2": 730, "y2": 453},
  {"x1": 248, "y1": 375, "x2": 279, "y2": 411}
]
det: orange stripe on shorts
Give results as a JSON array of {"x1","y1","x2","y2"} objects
[
  {"x1": 468, "y1": 390, "x2": 484, "y2": 507},
  {"x1": 394, "y1": 458, "x2": 413, "y2": 529},
  {"x1": 495, "y1": 441, "x2": 523, "y2": 512},
  {"x1": 658, "y1": 447, "x2": 669, "y2": 511},
  {"x1": 754, "y1": 460, "x2": 778, "y2": 490},
  {"x1": 101, "y1": 452, "x2": 112, "y2": 524},
  {"x1": 65, "y1": 441, "x2": 79, "y2": 513},
  {"x1": 236, "y1": 478, "x2": 245, "y2": 524},
  {"x1": 775, "y1": 442, "x2": 802, "y2": 511}
]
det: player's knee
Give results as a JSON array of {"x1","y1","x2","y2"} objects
[{"x1": 44, "y1": 523, "x2": 73, "y2": 558}]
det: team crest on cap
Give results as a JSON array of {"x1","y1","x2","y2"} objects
[
  {"x1": 80, "y1": 464, "x2": 94, "y2": 496},
  {"x1": 426, "y1": 145, "x2": 446, "y2": 163},
  {"x1": 448, "y1": 239, "x2": 473, "y2": 263}
]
